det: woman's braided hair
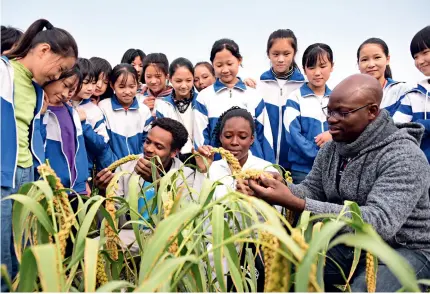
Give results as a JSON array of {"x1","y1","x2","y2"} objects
[{"x1": 211, "y1": 106, "x2": 255, "y2": 147}]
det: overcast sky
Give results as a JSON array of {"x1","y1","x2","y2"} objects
[{"x1": 2, "y1": 0, "x2": 428, "y2": 87}]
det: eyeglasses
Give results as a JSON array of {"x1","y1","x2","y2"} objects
[{"x1": 322, "y1": 104, "x2": 373, "y2": 119}]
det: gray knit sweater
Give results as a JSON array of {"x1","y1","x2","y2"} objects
[{"x1": 290, "y1": 110, "x2": 430, "y2": 250}]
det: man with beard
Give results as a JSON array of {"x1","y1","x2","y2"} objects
[{"x1": 94, "y1": 117, "x2": 194, "y2": 253}]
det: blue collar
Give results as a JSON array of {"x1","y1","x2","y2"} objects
[
  {"x1": 408, "y1": 84, "x2": 428, "y2": 95},
  {"x1": 384, "y1": 78, "x2": 400, "y2": 89},
  {"x1": 213, "y1": 78, "x2": 247, "y2": 93},
  {"x1": 300, "y1": 83, "x2": 331, "y2": 97},
  {"x1": 111, "y1": 95, "x2": 139, "y2": 111},
  {"x1": 260, "y1": 67, "x2": 305, "y2": 82},
  {"x1": 79, "y1": 98, "x2": 92, "y2": 106}
]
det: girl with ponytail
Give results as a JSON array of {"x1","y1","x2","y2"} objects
[
  {"x1": 0, "y1": 19, "x2": 78, "y2": 290},
  {"x1": 357, "y1": 38, "x2": 411, "y2": 116}
]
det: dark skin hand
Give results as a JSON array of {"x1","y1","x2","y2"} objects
[
  {"x1": 134, "y1": 157, "x2": 161, "y2": 183},
  {"x1": 236, "y1": 172, "x2": 285, "y2": 196},
  {"x1": 248, "y1": 174, "x2": 306, "y2": 212},
  {"x1": 94, "y1": 168, "x2": 114, "y2": 190},
  {"x1": 236, "y1": 179, "x2": 255, "y2": 196}
]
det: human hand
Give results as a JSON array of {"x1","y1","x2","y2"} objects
[
  {"x1": 94, "y1": 168, "x2": 114, "y2": 190},
  {"x1": 134, "y1": 157, "x2": 159, "y2": 182},
  {"x1": 236, "y1": 178, "x2": 255, "y2": 196},
  {"x1": 143, "y1": 96, "x2": 155, "y2": 110},
  {"x1": 248, "y1": 174, "x2": 305, "y2": 212},
  {"x1": 315, "y1": 131, "x2": 332, "y2": 147},
  {"x1": 243, "y1": 77, "x2": 257, "y2": 89},
  {"x1": 192, "y1": 146, "x2": 214, "y2": 173}
]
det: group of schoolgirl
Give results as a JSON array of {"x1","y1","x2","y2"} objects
[{"x1": 1, "y1": 17, "x2": 430, "y2": 289}]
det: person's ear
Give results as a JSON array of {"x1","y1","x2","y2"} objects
[
  {"x1": 368, "y1": 104, "x2": 379, "y2": 120},
  {"x1": 250, "y1": 134, "x2": 255, "y2": 146},
  {"x1": 170, "y1": 148, "x2": 179, "y2": 159},
  {"x1": 34, "y1": 43, "x2": 52, "y2": 58}
]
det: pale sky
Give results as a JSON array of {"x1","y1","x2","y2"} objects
[{"x1": 2, "y1": 0, "x2": 428, "y2": 88}]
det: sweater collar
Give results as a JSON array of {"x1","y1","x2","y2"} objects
[{"x1": 335, "y1": 109, "x2": 398, "y2": 158}]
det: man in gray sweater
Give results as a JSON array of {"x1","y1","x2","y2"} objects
[{"x1": 249, "y1": 74, "x2": 430, "y2": 291}]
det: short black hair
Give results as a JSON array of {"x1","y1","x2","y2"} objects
[
  {"x1": 89, "y1": 56, "x2": 113, "y2": 99},
  {"x1": 77, "y1": 57, "x2": 96, "y2": 82},
  {"x1": 142, "y1": 53, "x2": 169, "y2": 83},
  {"x1": 303, "y1": 43, "x2": 334, "y2": 69},
  {"x1": 151, "y1": 117, "x2": 188, "y2": 151},
  {"x1": 212, "y1": 106, "x2": 255, "y2": 146},
  {"x1": 410, "y1": 26, "x2": 430, "y2": 58},
  {"x1": 1, "y1": 25, "x2": 23, "y2": 54},
  {"x1": 89, "y1": 56, "x2": 112, "y2": 80},
  {"x1": 121, "y1": 48, "x2": 146, "y2": 64}
]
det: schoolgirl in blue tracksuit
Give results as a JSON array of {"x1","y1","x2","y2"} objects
[
  {"x1": 257, "y1": 29, "x2": 305, "y2": 169},
  {"x1": 0, "y1": 19, "x2": 78, "y2": 287},
  {"x1": 393, "y1": 26, "x2": 430, "y2": 163},
  {"x1": 98, "y1": 64, "x2": 153, "y2": 160},
  {"x1": 42, "y1": 65, "x2": 89, "y2": 194},
  {"x1": 193, "y1": 38, "x2": 275, "y2": 163},
  {"x1": 357, "y1": 37, "x2": 411, "y2": 116},
  {"x1": 284, "y1": 43, "x2": 334, "y2": 184}
]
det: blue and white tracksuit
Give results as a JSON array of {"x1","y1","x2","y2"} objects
[
  {"x1": 257, "y1": 68, "x2": 305, "y2": 169},
  {"x1": 284, "y1": 83, "x2": 331, "y2": 174},
  {"x1": 42, "y1": 103, "x2": 89, "y2": 193},
  {"x1": 1, "y1": 56, "x2": 46, "y2": 288},
  {"x1": 154, "y1": 91, "x2": 198, "y2": 155},
  {"x1": 193, "y1": 78, "x2": 275, "y2": 163},
  {"x1": 0, "y1": 56, "x2": 45, "y2": 188},
  {"x1": 73, "y1": 99, "x2": 115, "y2": 171},
  {"x1": 381, "y1": 78, "x2": 412, "y2": 116},
  {"x1": 393, "y1": 79, "x2": 430, "y2": 163},
  {"x1": 98, "y1": 95, "x2": 153, "y2": 159}
]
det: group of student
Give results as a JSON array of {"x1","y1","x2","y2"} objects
[{"x1": 1, "y1": 18, "x2": 430, "y2": 290}]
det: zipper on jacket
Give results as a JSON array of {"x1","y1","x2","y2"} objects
[
  {"x1": 229, "y1": 89, "x2": 232, "y2": 98},
  {"x1": 275, "y1": 87, "x2": 283, "y2": 164}
]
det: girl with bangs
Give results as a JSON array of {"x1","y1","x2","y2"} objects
[
  {"x1": 42, "y1": 64, "x2": 89, "y2": 194},
  {"x1": 284, "y1": 43, "x2": 334, "y2": 183},
  {"x1": 257, "y1": 29, "x2": 305, "y2": 170},
  {"x1": 394, "y1": 26, "x2": 430, "y2": 163},
  {"x1": 98, "y1": 64, "x2": 153, "y2": 163},
  {"x1": 193, "y1": 38, "x2": 275, "y2": 163},
  {"x1": 71, "y1": 58, "x2": 115, "y2": 173},
  {"x1": 141, "y1": 53, "x2": 173, "y2": 112}
]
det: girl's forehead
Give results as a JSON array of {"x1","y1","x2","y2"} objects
[
  {"x1": 146, "y1": 64, "x2": 165, "y2": 74},
  {"x1": 214, "y1": 49, "x2": 237, "y2": 61}
]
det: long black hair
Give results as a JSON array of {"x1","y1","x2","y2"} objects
[
  {"x1": 357, "y1": 38, "x2": 392, "y2": 79},
  {"x1": 5, "y1": 19, "x2": 77, "y2": 60}
]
